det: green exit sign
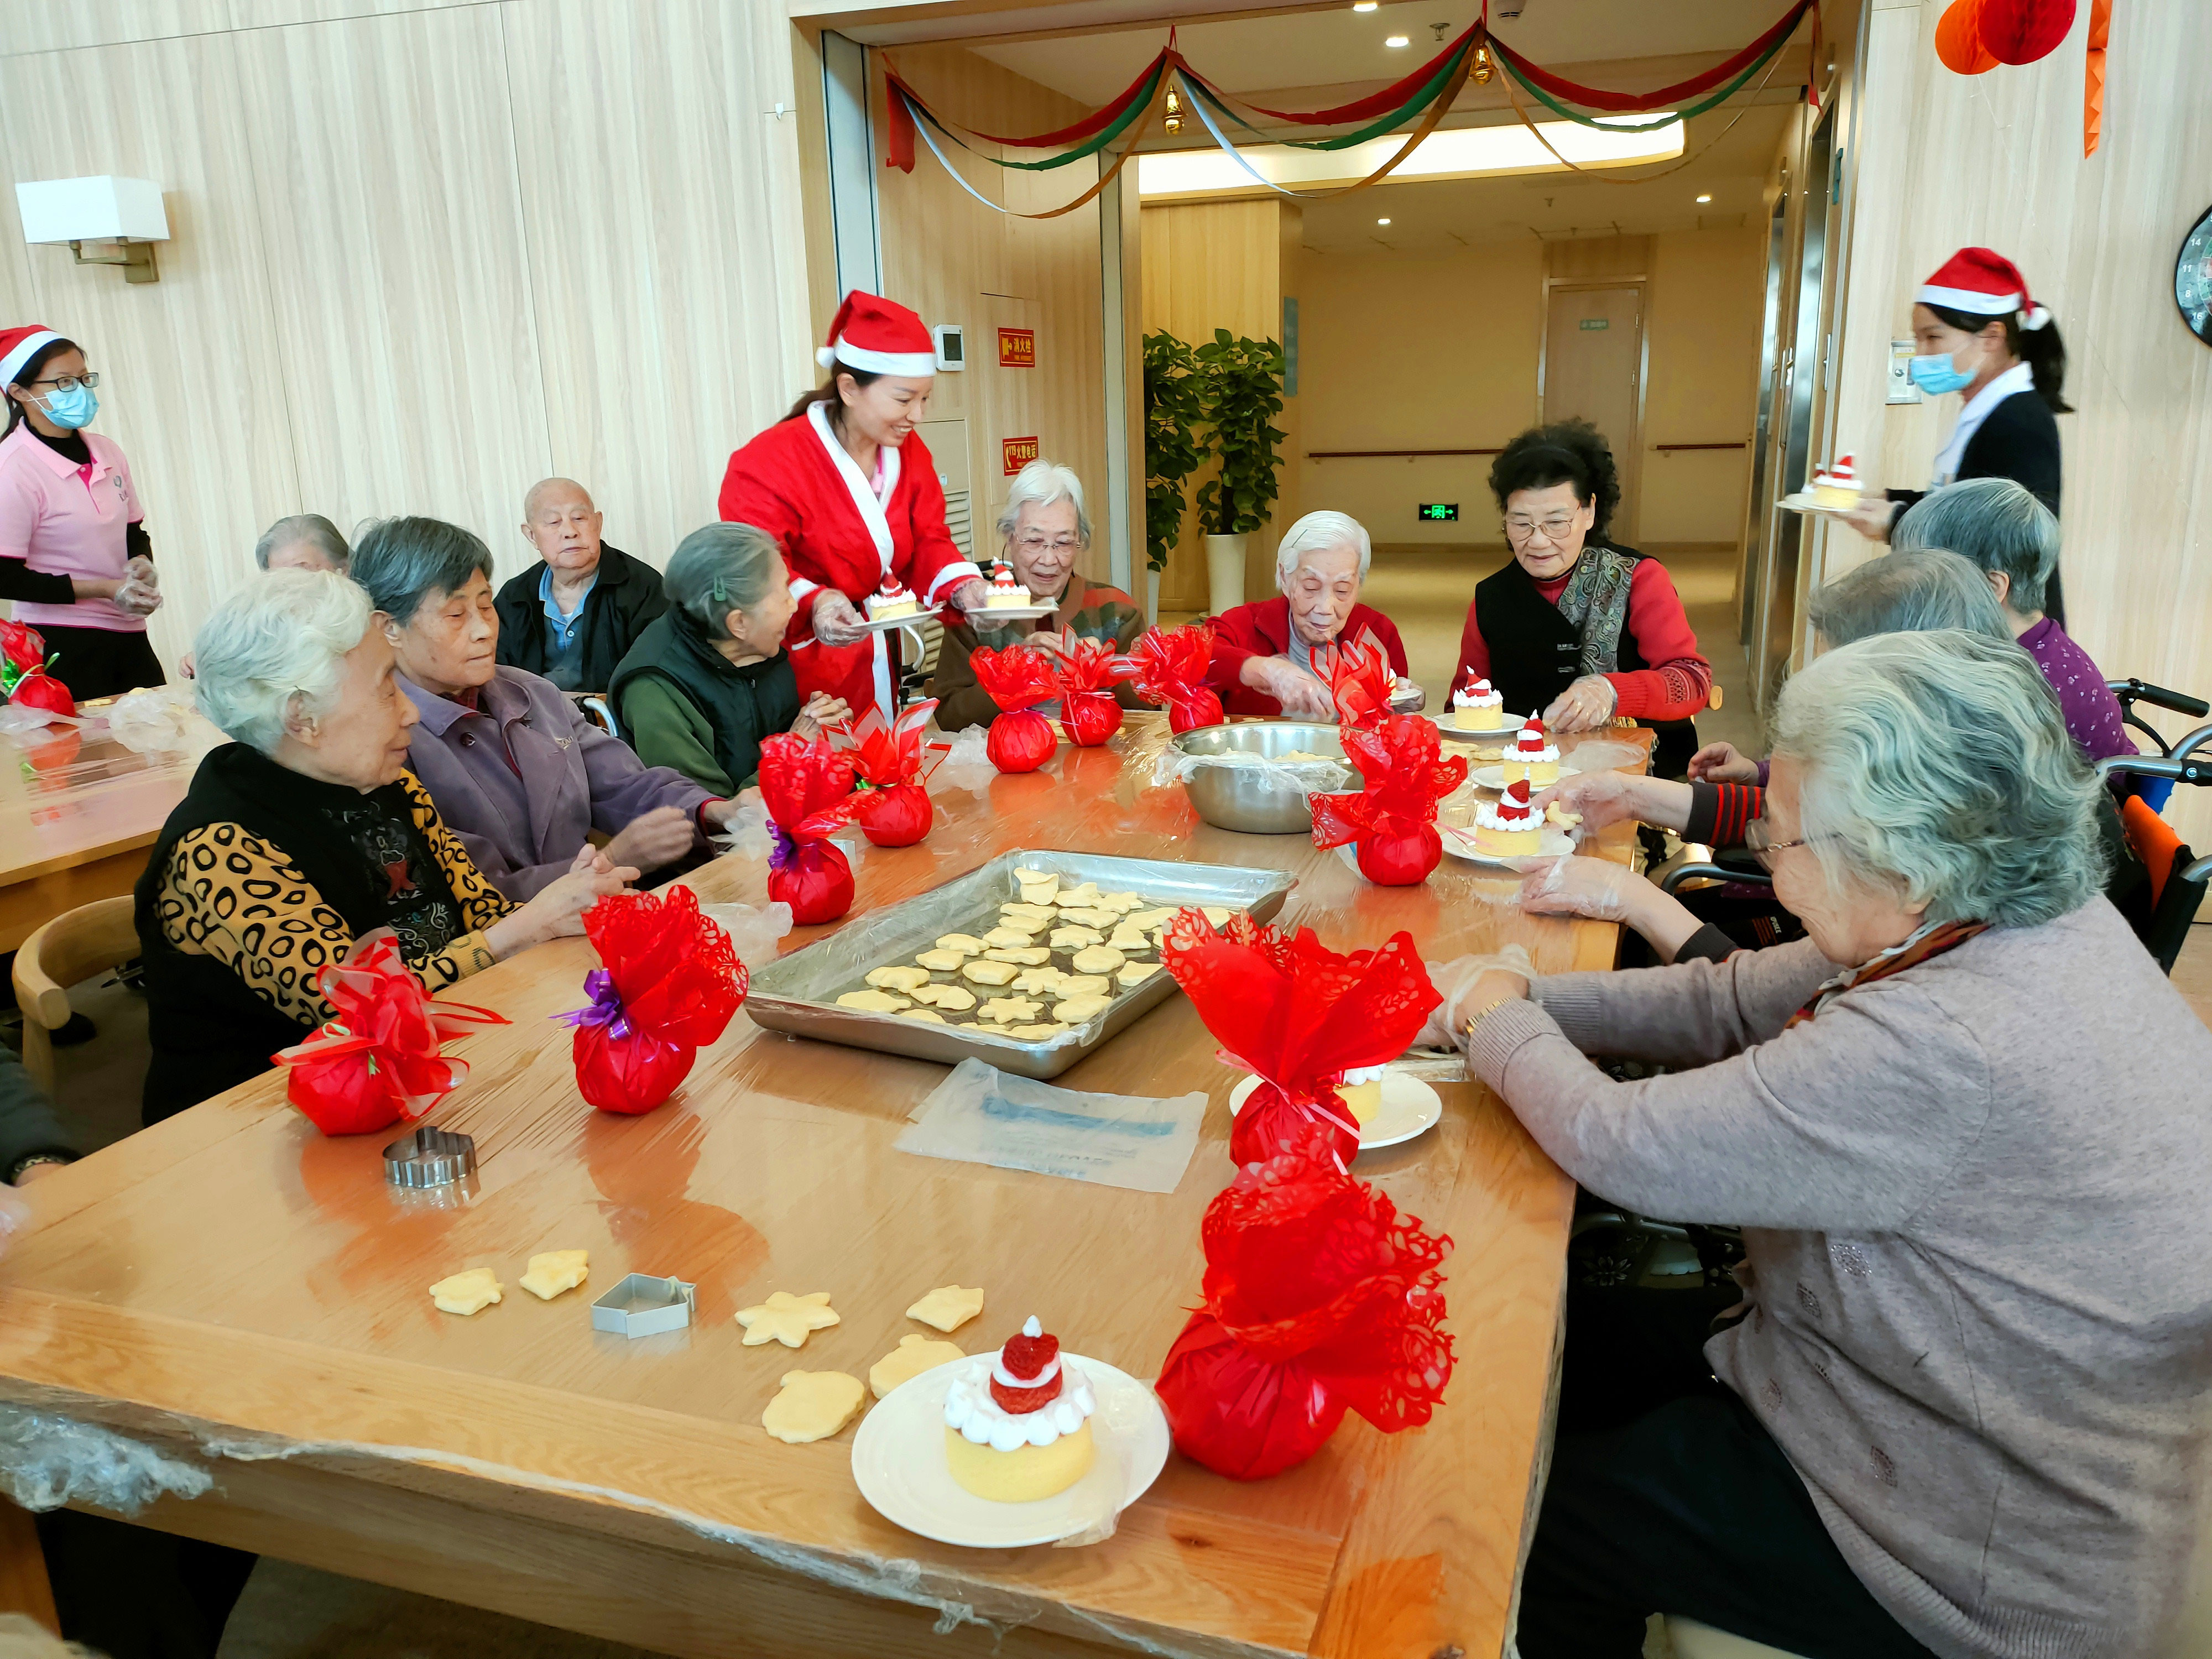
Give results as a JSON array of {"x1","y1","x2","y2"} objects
[
  {"x1": 1418, "y1": 502, "x2": 1458, "y2": 522},
  {"x1": 1580, "y1": 317, "x2": 1610, "y2": 331}
]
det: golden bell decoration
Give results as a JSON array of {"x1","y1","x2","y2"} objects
[
  {"x1": 1164, "y1": 85, "x2": 1184, "y2": 134},
  {"x1": 1472, "y1": 46, "x2": 1494, "y2": 85}
]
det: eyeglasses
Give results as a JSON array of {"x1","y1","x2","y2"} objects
[
  {"x1": 1504, "y1": 514, "x2": 1579, "y2": 545},
  {"x1": 1743, "y1": 817, "x2": 1834, "y2": 870},
  {"x1": 28, "y1": 371, "x2": 98, "y2": 392},
  {"x1": 1012, "y1": 535, "x2": 1081, "y2": 555}
]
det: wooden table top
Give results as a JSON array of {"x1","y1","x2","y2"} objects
[
  {"x1": 0, "y1": 716, "x2": 1637, "y2": 1659},
  {"x1": 0, "y1": 716, "x2": 214, "y2": 889}
]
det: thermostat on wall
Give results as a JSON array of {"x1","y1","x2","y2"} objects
[{"x1": 932, "y1": 324, "x2": 966, "y2": 371}]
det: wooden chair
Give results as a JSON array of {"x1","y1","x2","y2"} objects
[{"x1": 10, "y1": 895, "x2": 138, "y2": 1097}]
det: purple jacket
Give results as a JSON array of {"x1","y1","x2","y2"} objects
[
  {"x1": 2016, "y1": 616, "x2": 2135, "y2": 767},
  {"x1": 401, "y1": 667, "x2": 713, "y2": 901}
]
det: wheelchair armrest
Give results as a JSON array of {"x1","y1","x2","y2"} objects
[
  {"x1": 1658, "y1": 861, "x2": 1776, "y2": 895},
  {"x1": 2184, "y1": 853, "x2": 2212, "y2": 886},
  {"x1": 2107, "y1": 679, "x2": 2211, "y2": 721},
  {"x1": 2097, "y1": 748, "x2": 2212, "y2": 787}
]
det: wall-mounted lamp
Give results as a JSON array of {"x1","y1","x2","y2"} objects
[{"x1": 15, "y1": 176, "x2": 169, "y2": 284}]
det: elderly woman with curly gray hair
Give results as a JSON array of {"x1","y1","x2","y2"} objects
[{"x1": 1425, "y1": 629, "x2": 2212, "y2": 1658}]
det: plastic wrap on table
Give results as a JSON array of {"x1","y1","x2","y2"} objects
[
  {"x1": 1150, "y1": 744, "x2": 1351, "y2": 796},
  {"x1": 1559, "y1": 737, "x2": 1648, "y2": 774},
  {"x1": 926, "y1": 724, "x2": 998, "y2": 795},
  {"x1": 700, "y1": 900, "x2": 794, "y2": 971},
  {"x1": 707, "y1": 797, "x2": 774, "y2": 860},
  {"x1": 0, "y1": 1403, "x2": 213, "y2": 1515},
  {"x1": 101, "y1": 684, "x2": 219, "y2": 755},
  {"x1": 895, "y1": 1057, "x2": 1205, "y2": 1193}
]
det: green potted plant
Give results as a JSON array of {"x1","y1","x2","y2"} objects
[
  {"x1": 1142, "y1": 330, "x2": 1206, "y2": 621},
  {"x1": 1193, "y1": 330, "x2": 1287, "y2": 615}
]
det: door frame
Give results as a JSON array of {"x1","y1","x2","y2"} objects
[
  {"x1": 1740, "y1": 196, "x2": 1790, "y2": 649},
  {"x1": 1537, "y1": 275, "x2": 1650, "y2": 547}
]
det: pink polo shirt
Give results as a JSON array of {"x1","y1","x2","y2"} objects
[{"x1": 0, "y1": 422, "x2": 144, "y2": 633}]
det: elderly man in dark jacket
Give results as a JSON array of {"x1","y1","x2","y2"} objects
[{"x1": 493, "y1": 478, "x2": 666, "y2": 692}]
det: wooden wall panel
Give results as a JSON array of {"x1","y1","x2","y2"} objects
[
  {"x1": 227, "y1": 0, "x2": 477, "y2": 27},
  {"x1": 236, "y1": 7, "x2": 551, "y2": 581},
  {"x1": 1829, "y1": 0, "x2": 2212, "y2": 844},
  {"x1": 0, "y1": 32, "x2": 299, "y2": 667},
  {"x1": 1, "y1": 0, "x2": 231, "y2": 57},
  {"x1": 501, "y1": 0, "x2": 815, "y2": 568}
]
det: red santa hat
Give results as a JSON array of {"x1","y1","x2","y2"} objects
[
  {"x1": 1917, "y1": 248, "x2": 2051, "y2": 331},
  {"x1": 817, "y1": 291, "x2": 936, "y2": 377},
  {"x1": 0, "y1": 325, "x2": 63, "y2": 389}
]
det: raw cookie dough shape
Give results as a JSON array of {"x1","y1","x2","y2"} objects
[
  {"x1": 899, "y1": 1008, "x2": 947, "y2": 1023},
  {"x1": 911, "y1": 983, "x2": 977, "y2": 1010},
  {"x1": 1055, "y1": 975, "x2": 1110, "y2": 997},
  {"x1": 915, "y1": 949, "x2": 969, "y2": 972},
  {"x1": 935, "y1": 933, "x2": 988, "y2": 955},
  {"x1": 984, "y1": 946, "x2": 1051, "y2": 966},
  {"x1": 1048, "y1": 926, "x2": 1104, "y2": 948},
  {"x1": 961, "y1": 960, "x2": 1019, "y2": 987},
  {"x1": 430, "y1": 1266, "x2": 503, "y2": 1316},
  {"x1": 906, "y1": 1284, "x2": 985, "y2": 1332},
  {"x1": 1061, "y1": 907, "x2": 1121, "y2": 930},
  {"x1": 983, "y1": 924, "x2": 1042, "y2": 947},
  {"x1": 519, "y1": 1249, "x2": 589, "y2": 1301},
  {"x1": 979, "y1": 996, "x2": 1044, "y2": 1024},
  {"x1": 1069, "y1": 946, "x2": 1125, "y2": 974},
  {"x1": 762, "y1": 1370, "x2": 867, "y2": 1444},
  {"x1": 1011, "y1": 967, "x2": 1068, "y2": 995},
  {"x1": 1118, "y1": 962, "x2": 1162, "y2": 987},
  {"x1": 1053, "y1": 993, "x2": 1114, "y2": 1024},
  {"x1": 1097, "y1": 891, "x2": 1144, "y2": 912},
  {"x1": 837, "y1": 989, "x2": 910, "y2": 1013},
  {"x1": 868, "y1": 1334, "x2": 966, "y2": 1399},
  {"x1": 866, "y1": 965, "x2": 933, "y2": 993},
  {"x1": 1004, "y1": 1022, "x2": 1071, "y2": 1040},
  {"x1": 737, "y1": 1290, "x2": 842, "y2": 1348},
  {"x1": 1106, "y1": 925, "x2": 1151, "y2": 951},
  {"x1": 1011, "y1": 867, "x2": 1055, "y2": 886}
]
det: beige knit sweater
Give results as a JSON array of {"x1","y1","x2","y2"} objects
[{"x1": 1465, "y1": 899, "x2": 2212, "y2": 1659}]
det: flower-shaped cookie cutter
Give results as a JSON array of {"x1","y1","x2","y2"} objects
[
  {"x1": 590, "y1": 1273, "x2": 697, "y2": 1339},
  {"x1": 382, "y1": 1125, "x2": 477, "y2": 1189}
]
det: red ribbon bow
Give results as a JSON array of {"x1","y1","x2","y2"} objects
[
  {"x1": 830, "y1": 701, "x2": 941, "y2": 847},
  {"x1": 1050, "y1": 638, "x2": 1138, "y2": 747},
  {"x1": 969, "y1": 645, "x2": 1061, "y2": 773},
  {"x1": 270, "y1": 935, "x2": 511, "y2": 1135},
  {"x1": 1128, "y1": 622, "x2": 1225, "y2": 733},
  {"x1": 1308, "y1": 715, "x2": 1467, "y2": 886}
]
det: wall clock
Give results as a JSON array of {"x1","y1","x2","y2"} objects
[{"x1": 2177, "y1": 205, "x2": 2212, "y2": 345}]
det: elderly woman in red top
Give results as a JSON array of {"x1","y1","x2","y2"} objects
[
  {"x1": 718, "y1": 293, "x2": 988, "y2": 724},
  {"x1": 1458, "y1": 421, "x2": 1709, "y2": 776},
  {"x1": 1204, "y1": 510, "x2": 1410, "y2": 719}
]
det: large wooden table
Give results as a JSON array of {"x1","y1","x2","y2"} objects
[
  {"x1": 0, "y1": 716, "x2": 214, "y2": 954},
  {"x1": 0, "y1": 718, "x2": 1637, "y2": 1659}
]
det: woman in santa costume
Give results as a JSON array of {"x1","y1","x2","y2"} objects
[
  {"x1": 1844, "y1": 247, "x2": 2072, "y2": 623},
  {"x1": 718, "y1": 293, "x2": 988, "y2": 723}
]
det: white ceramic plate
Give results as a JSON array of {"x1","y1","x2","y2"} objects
[
  {"x1": 1776, "y1": 492, "x2": 1856, "y2": 517},
  {"x1": 1436, "y1": 713, "x2": 1527, "y2": 745},
  {"x1": 1438, "y1": 821, "x2": 1576, "y2": 868},
  {"x1": 851, "y1": 612, "x2": 935, "y2": 635},
  {"x1": 1228, "y1": 1071, "x2": 1443, "y2": 1151},
  {"x1": 966, "y1": 603, "x2": 1060, "y2": 623},
  {"x1": 1470, "y1": 759, "x2": 1586, "y2": 791},
  {"x1": 851, "y1": 1353, "x2": 1170, "y2": 1549}
]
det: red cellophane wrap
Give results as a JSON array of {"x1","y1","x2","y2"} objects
[
  {"x1": 836, "y1": 699, "x2": 938, "y2": 847},
  {"x1": 1309, "y1": 716, "x2": 1468, "y2": 886},
  {"x1": 270, "y1": 935, "x2": 510, "y2": 1135},
  {"x1": 757, "y1": 733, "x2": 860, "y2": 923},
  {"x1": 1318, "y1": 629, "x2": 1395, "y2": 730},
  {"x1": 0, "y1": 620, "x2": 74, "y2": 719},
  {"x1": 565, "y1": 886, "x2": 748, "y2": 1114},
  {"x1": 1051, "y1": 638, "x2": 1137, "y2": 747},
  {"x1": 1158, "y1": 908, "x2": 1441, "y2": 1172},
  {"x1": 969, "y1": 645, "x2": 1061, "y2": 773},
  {"x1": 1155, "y1": 1123, "x2": 1455, "y2": 1479},
  {"x1": 1128, "y1": 623, "x2": 1225, "y2": 733}
]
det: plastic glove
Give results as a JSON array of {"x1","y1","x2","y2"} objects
[
  {"x1": 1413, "y1": 946, "x2": 1536, "y2": 1050},
  {"x1": 112, "y1": 578, "x2": 163, "y2": 618},
  {"x1": 1242, "y1": 656, "x2": 1335, "y2": 720},
  {"x1": 1517, "y1": 854, "x2": 1642, "y2": 922},
  {"x1": 810, "y1": 589, "x2": 868, "y2": 648},
  {"x1": 126, "y1": 555, "x2": 158, "y2": 588},
  {"x1": 1530, "y1": 770, "x2": 1649, "y2": 834},
  {"x1": 1542, "y1": 672, "x2": 1618, "y2": 733}
]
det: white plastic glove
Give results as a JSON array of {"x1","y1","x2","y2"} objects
[
  {"x1": 1414, "y1": 946, "x2": 1536, "y2": 1050},
  {"x1": 810, "y1": 589, "x2": 868, "y2": 648},
  {"x1": 1530, "y1": 770, "x2": 1647, "y2": 834},
  {"x1": 1516, "y1": 854, "x2": 1642, "y2": 922}
]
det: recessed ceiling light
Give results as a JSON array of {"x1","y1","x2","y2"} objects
[
  {"x1": 1695, "y1": 193, "x2": 1713, "y2": 204},
  {"x1": 1352, "y1": 2, "x2": 1378, "y2": 10},
  {"x1": 1385, "y1": 34, "x2": 1410, "y2": 47},
  {"x1": 1377, "y1": 217, "x2": 1392, "y2": 225}
]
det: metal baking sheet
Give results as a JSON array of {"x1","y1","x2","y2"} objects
[{"x1": 744, "y1": 848, "x2": 1295, "y2": 1080}]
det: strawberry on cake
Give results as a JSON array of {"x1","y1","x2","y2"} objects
[
  {"x1": 1810, "y1": 453, "x2": 1860, "y2": 510},
  {"x1": 1451, "y1": 670, "x2": 1505, "y2": 732},
  {"x1": 983, "y1": 562, "x2": 1033, "y2": 610},
  {"x1": 943, "y1": 1316, "x2": 1097, "y2": 1501},
  {"x1": 1500, "y1": 719, "x2": 1560, "y2": 787},
  {"x1": 1473, "y1": 779, "x2": 1544, "y2": 857},
  {"x1": 867, "y1": 572, "x2": 920, "y2": 622}
]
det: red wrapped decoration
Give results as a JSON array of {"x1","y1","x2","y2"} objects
[
  {"x1": 1318, "y1": 629, "x2": 1395, "y2": 730},
  {"x1": 1050, "y1": 638, "x2": 1138, "y2": 747},
  {"x1": 834, "y1": 699, "x2": 940, "y2": 847},
  {"x1": 1128, "y1": 623, "x2": 1225, "y2": 733},
  {"x1": 757, "y1": 733, "x2": 860, "y2": 924},
  {"x1": 0, "y1": 620, "x2": 74, "y2": 721},
  {"x1": 969, "y1": 645, "x2": 1061, "y2": 773},
  {"x1": 559, "y1": 886, "x2": 748, "y2": 1114},
  {"x1": 1159, "y1": 908, "x2": 1441, "y2": 1172},
  {"x1": 270, "y1": 935, "x2": 510, "y2": 1135},
  {"x1": 1308, "y1": 715, "x2": 1467, "y2": 886},
  {"x1": 1155, "y1": 1125, "x2": 1454, "y2": 1479}
]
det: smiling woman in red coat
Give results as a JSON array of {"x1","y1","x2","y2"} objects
[
  {"x1": 1204, "y1": 510, "x2": 1409, "y2": 719},
  {"x1": 717, "y1": 293, "x2": 989, "y2": 724}
]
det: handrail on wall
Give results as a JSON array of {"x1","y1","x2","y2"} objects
[
  {"x1": 1653, "y1": 441, "x2": 1750, "y2": 452},
  {"x1": 1306, "y1": 447, "x2": 1503, "y2": 460}
]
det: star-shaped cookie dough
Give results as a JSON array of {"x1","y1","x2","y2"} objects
[
  {"x1": 979, "y1": 995, "x2": 1044, "y2": 1023},
  {"x1": 737, "y1": 1290, "x2": 841, "y2": 1348},
  {"x1": 906, "y1": 1284, "x2": 985, "y2": 1333}
]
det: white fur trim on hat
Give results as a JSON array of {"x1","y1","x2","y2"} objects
[
  {"x1": 829, "y1": 341, "x2": 937, "y2": 377},
  {"x1": 0, "y1": 329, "x2": 61, "y2": 390},
  {"x1": 1916, "y1": 281, "x2": 2023, "y2": 316},
  {"x1": 2021, "y1": 304, "x2": 2052, "y2": 331}
]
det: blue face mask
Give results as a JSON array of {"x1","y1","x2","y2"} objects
[
  {"x1": 37, "y1": 383, "x2": 97, "y2": 429},
  {"x1": 1908, "y1": 353, "x2": 1974, "y2": 397}
]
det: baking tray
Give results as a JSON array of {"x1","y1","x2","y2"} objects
[{"x1": 745, "y1": 848, "x2": 1295, "y2": 1079}]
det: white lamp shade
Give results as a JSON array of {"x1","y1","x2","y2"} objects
[{"x1": 15, "y1": 176, "x2": 169, "y2": 244}]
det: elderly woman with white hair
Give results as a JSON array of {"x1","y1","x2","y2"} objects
[
  {"x1": 1204, "y1": 509, "x2": 1408, "y2": 719},
  {"x1": 1891, "y1": 476, "x2": 2132, "y2": 768},
  {"x1": 931, "y1": 458, "x2": 1145, "y2": 730},
  {"x1": 1426, "y1": 628, "x2": 2212, "y2": 1658},
  {"x1": 135, "y1": 571, "x2": 633, "y2": 1124}
]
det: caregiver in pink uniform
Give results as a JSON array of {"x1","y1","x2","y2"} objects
[{"x1": 0, "y1": 324, "x2": 164, "y2": 701}]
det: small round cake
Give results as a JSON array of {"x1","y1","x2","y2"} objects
[
  {"x1": 1809, "y1": 452, "x2": 1859, "y2": 510},
  {"x1": 1473, "y1": 779, "x2": 1544, "y2": 857},
  {"x1": 867, "y1": 572, "x2": 920, "y2": 621},
  {"x1": 1451, "y1": 671, "x2": 1505, "y2": 732},
  {"x1": 1500, "y1": 720, "x2": 1560, "y2": 787},
  {"x1": 943, "y1": 1316, "x2": 1096, "y2": 1503},
  {"x1": 1337, "y1": 1064, "x2": 1386, "y2": 1125},
  {"x1": 983, "y1": 562, "x2": 1034, "y2": 609}
]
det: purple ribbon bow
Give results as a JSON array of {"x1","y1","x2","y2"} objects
[
  {"x1": 767, "y1": 819, "x2": 797, "y2": 872},
  {"x1": 554, "y1": 967, "x2": 630, "y2": 1040}
]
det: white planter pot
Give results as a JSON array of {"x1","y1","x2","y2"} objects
[
  {"x1": 1204, "y1": 534, "x2": 1247, "y2": 615},
  {"x1": 1144, "y1": 566, "x2": 1162, "y2": 624}
]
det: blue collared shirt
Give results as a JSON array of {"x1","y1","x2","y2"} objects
[{"x1": 539, "y1": 565, "x2": 597, "y2": 691}]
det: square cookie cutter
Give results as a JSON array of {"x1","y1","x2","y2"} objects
[
  {"x1": 384, "y1": 1125, "x2": 477, "y2": 1189},
  {"x1": 591, "y1": 1274, "x2": 697, "y2": 1338}
]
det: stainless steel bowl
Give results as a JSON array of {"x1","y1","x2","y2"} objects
[{"x1": 1175, "y1": 721, "x2": 1351, "y2": 834}]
